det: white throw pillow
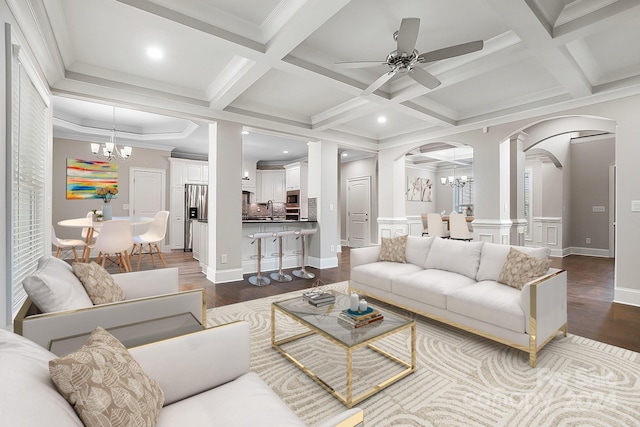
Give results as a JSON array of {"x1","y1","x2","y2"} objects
[
  {"x1": 476, "y1": 243, "x2": 550, "y2": 282},
  {"x1": 22, "y1": 256, "x2": 93, "y2": 313},
  {"x1": 405, "y1": 235, "x2": 435, "y2": 266},
  {"x1": 424, "y1": 238, "x2": 484, "y2": 279}
]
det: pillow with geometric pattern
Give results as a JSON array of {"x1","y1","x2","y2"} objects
[
  {"x1": 378, "y1": 234, "x2": 407, "y2": 263},
  {"x1": 498, "y1": 247, "x2": 551, "y2": 290},
  {"x1": 72, "y1": 262, "x2": 125, "y2": 305},
  {"x1": 49, "y1": 327, "x2": 164, "y2": 427}
]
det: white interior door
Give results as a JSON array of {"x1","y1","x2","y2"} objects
[
  {"x1": 130, "y1": 168, "x2": 166, "y2": 242},
  {"x1": 347, "y1": 176, "x2": 371, "y2": 248}
]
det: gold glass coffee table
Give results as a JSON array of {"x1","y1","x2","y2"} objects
[{"x1": 271, "y1": 290, "x2": 416, "y2": 408}]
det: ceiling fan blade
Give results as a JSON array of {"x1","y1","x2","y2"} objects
[
  {"x1": 396, "y1": 17, "x2": 420, "y2": 55},
  {"x1": 362, "y1": 70, "x2": 397, "y2": 96},
  {"x1": 409, "y1": 67, "x2": 441, "y2": 89},
  {"x1": 417, "y1": 40, "x2": 484, "y2": 63},
  {"x1": 334, "y1": 61, "x2": 387, "y2": 69}
]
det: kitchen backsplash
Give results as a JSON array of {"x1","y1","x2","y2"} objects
[
  {"x1": 307, "y1": 198, "x2": 317, "y2": 221},
  {"x1": 243, "y1": 202, "x2": 286, "y2": 219}
]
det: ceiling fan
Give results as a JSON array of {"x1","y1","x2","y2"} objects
[{"x1": 335, "y1": 18, "x2": 483, "y2": 95}]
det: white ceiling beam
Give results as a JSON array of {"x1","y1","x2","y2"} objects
[
  {"x1": 207, "y1": 58, "x2": 271, "y2": 110},
  {"x1": 485, "y1": 0, "x2": 593, "y2": 98},
  {"x1": 265, "y1": 0, "x2": 351, "y2": 59}
]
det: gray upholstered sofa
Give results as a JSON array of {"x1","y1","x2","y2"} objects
[
  {"x1": 15, "y1": 256, "x2": 205, "y2": 352},
  {"x1": 350, "y1": 236, "x2": 567, "y2": 367},
  {"x1": 0, "y1": 321, "x2": 364, "y2": 426}
]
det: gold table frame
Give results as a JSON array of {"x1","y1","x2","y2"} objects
[{"x1": 271, "y1": 295, "x2": 416, "y2": 408}]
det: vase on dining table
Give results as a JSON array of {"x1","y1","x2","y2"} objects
[{"x1": 102, "y1": 203, "x2": 112, "y2": 220}]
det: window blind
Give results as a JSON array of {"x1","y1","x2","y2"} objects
[{"x1": 9, "y1": 46, "x2": 48, "y2": 320}]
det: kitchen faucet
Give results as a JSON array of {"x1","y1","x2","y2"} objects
[{"x1": 266, "y1": 200, "x2": 274, "y2": 220}]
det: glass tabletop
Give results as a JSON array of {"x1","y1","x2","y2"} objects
[{"x1": 273, "y1": 290, "x2": 413, "y2": 348}]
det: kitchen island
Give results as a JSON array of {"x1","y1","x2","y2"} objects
[{"x1": 242, "y1": 219, "x2": 317, "y2": 275}]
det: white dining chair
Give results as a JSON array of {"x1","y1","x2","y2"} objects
[
  {"x1": 420, "y1": 213, "x2": 429, "y2": 236},
  {"x1": 89, "y1": 220, "x2": 134, "y2": 272},
  {"x1": 80, "y1": 211, "x2": 100, "y2": 260},
  {"x1": 427, "y1": 213, "x2": 450, "y2": 238},
  {"x1": 129, "y1": 211, "x2": 170, "y2": 271},
  {"x1": 51, "y1": 227, "x2": 86, "y2": 262},
  {"x1": 449, "y1": 213, "x2": 474, "y2": 241}
]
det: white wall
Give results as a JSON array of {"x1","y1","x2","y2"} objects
[{"x1": 404, "y1": 165, "x2": 437, "y2": 216}]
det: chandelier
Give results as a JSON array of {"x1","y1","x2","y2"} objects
[
  {"x1": 90, "y1": 106, "x2": 132, "y2": 162},
  {"x1": 440, "y1": 148, "x2": 467, "y2": 187}
]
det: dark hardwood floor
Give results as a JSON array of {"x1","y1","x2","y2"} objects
[{"x1": 129, "y1": 248, "x2": 640, "y2": 354}]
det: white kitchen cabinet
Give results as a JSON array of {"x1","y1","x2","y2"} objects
[
  {"x1": 284, "y1": 162, "x2": 308, "y2": 218},
  {"x1": 192, "y1": 220, "x2": 201, "y2": 261},
  {"x1": 285, "y1": 164, "x2": 300, "y2": 190},
  {"x1": 169, "y1": 187, "x2": 185, "y2": 249},
  {"x1": 198, "y1": 222, "x2": 208, "y2": 273},
  {"x1": 257, "y1": 170, "x2": 285, "y2": 202}
]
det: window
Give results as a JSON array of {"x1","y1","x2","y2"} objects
[
  {"x1": 8, "y1": 43, "x2": 49, "y2": 322},
  {"x1": 455, "y1": 179, "x2": 474, "y2": 215}
]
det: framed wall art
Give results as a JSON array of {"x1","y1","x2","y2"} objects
[{"x1": 66, "y1": 159, "x2": 118, "y2": 199}]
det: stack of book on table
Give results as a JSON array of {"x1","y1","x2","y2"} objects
[
  {"x1": 302, "y1": 291, "x2": 336, "y2": 307},
  {"x1": 338, "y1": 307, "x2": 383, "y2": 328}
]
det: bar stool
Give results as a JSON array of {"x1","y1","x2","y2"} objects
[
  {"x1": 270, "y1": 230, "x2": 297, "y2": 282},
  {"x1": 248, "y1": 231, "x2": 276, "y2": 286},
  {"x1": 293, "y1": 228, "x2": 317, "y2": 279}
]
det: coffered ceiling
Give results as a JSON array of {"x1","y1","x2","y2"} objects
[{"x1": 10, "y1": 0, "x2": 640, "y2": 159}]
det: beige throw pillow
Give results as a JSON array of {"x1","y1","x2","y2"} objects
[
  {"x1": 378, "y1": 235, "x2": 407, "y2": 263},
  {"x1": 49, "y1": 327, "x2": 164, "y2": 427},
  {"x1": 498, "y1": 247, "x2": 552, "y2": 290},
  {"x1": 72, "y1": 262, "x2": 125, "y2": 305}
]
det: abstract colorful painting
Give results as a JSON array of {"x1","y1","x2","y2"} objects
[{"x1": 66, "y1": 159, "x2": 118, "y2": 199}]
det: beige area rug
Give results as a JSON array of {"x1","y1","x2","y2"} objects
[{"x1": 206, "y1": 281, "x2": 640, "y2": 426}]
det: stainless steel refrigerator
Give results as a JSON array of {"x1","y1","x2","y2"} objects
[{"x1": 184, "y1": 184, "x2": 208, "y2": 251}]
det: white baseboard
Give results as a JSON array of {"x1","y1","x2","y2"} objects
[
  {"x1": 614, "y1": 287, "x2": 640, "y2": 307},
  {"x1": 569, "y1": 246, "x2": 611, "y2": 258},
  {"x1": 207, "y1": 266, "x2": 243, "y2": 284},
  {"x1": 308, "y1": 255, "x2": 338, "y2": 269}
]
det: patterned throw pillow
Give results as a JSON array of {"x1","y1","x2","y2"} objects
[
  {"x1": 378, "y1": 235, "x2": 408, "y2": 263},
  {"x1": 49, "y1": 327, "x2": 164, "y2": 427},
  {"x1": 72, "y1": 262, "x2": 125, "y2": 305},
  {"x1": 498, "y1": 247, "x2": 552, "y2": 290}
]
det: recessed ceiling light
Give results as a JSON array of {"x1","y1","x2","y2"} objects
[
  {"x1": 283, "y1": 150, "x2": 289, "y2": 154},
  {"x1": 146, "y1": 47, "x2": 163, "y2": 60},
  {"x1": 377, "y1": 116, "x2": 387, "y2": 124},
  {"x1": 242, "y1": 130, "x2": 249, "y2": 135}
]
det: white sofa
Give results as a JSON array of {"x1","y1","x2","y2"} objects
[
  {"x1": 15, "y1": 256, "x2": 205, "y2": 352},
  {"x1": 350, "y1": 236, "x2": 568, "y2": 367},
  {"x1": 0, "y1": 321, "x2": 364, "y2": 426}
]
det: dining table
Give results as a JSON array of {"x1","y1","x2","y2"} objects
[{"x1": 58, "y1": 216, "x2": 153, "y2": 262}]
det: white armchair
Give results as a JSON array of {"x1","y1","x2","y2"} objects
[
  {"x1": 0, "y1": 322, "x2": 364, "y2": 427},
  {"x1": 15, "y1": 256, "x2": 205, "y2": 352}
]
